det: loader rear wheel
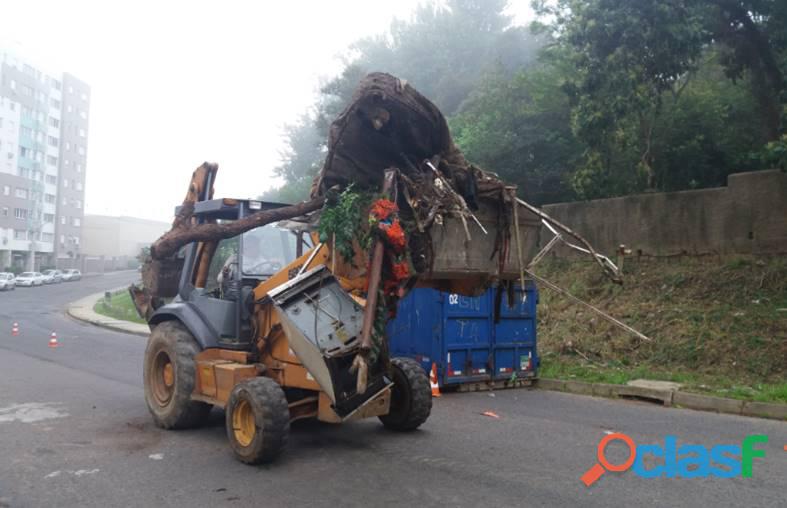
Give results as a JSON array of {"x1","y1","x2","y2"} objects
[
  {"x1": 143, "y1": 321, "x2": 211, "y2": 429},
  {"x1": 379, "y1": 357, "x2": 432, "y2": 431},
  {"x1": 226, "y1": 377, "x2": 290, "y2": 464}
]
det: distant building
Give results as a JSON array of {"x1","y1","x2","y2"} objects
[
  {"x1": 81, "y1": 215, "x2": 169, "y2": 268},
  {"x1": 0, "y1": 47, "x2": 89, "y2": 271}
]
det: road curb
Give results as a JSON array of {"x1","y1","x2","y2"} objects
[
  {"x1": 535, "y1": 378, "x2": 786, "y2": 421},
  {"x1": 67, "y1": 286, "x2": 149, "y2": 337}
]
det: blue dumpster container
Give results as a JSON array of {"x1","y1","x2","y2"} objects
[{"x1": 387, "y1": 282, "x2": 538, "y2": 387}]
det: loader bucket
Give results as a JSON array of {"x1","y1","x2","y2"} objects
[{"x1": 268, "y1": 265, "x2": 389, "y2": 417}]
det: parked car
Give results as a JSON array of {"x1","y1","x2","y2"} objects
[
  {"x1": 42, "y1": 269, "x2": 64, "y2": 284},
  {"x1": 16, "y1": 272, "x2": 43, "y2": 287},
  {"x1": 0, "y1": 272, "x2": 16, "y2": 291},
  {"x1": 63, "y1": 269, "x2": 82, "y2": 281}
]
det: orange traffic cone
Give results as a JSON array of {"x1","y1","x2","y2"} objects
[
  {"x1": 11, "y1": 322, "x2": 19, "y2": 336},
  {"x1": 430, "y1": 363, "x2": 441, "y2": 397},
  {"x1": 48, "y1": 331, "x2": 59, "y2": 348}
]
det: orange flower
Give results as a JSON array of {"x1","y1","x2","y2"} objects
[
  {"x1": 382, "y1": 220, "x2": 406, "y2": 252},
  {"x1": 370, "y1": 199, "x2": 398, "y2": 221},
  {"x1": 391, "y1": 259, "x2": 410, "y2": 281}
]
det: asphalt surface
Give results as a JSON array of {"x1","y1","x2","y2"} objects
[{"x1": 0, "y1": 271, "x2": 785, "y2": 507}]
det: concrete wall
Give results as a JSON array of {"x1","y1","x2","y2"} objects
[{"x1": 542, "y1": 170, "x2": 787, "y2": 257}]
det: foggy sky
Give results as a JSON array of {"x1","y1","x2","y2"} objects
[{"x1": 1, "y1": 1, "x2": 531, "y2": 223}]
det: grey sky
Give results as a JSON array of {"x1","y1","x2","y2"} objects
[{"x1": 1, "y1": 0, "x2": 531, "y2": 222}]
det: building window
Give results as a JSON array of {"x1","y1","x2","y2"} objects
[
  {"x1": 66, "y1": 105, "x2": 73, "y2": 113},
  {"x1": 61, "y1": 216, "x2": 66, "y2": 225},
  {"x1": 14, "y1": 208, "x2": 28, "y2": 219},
  {"x1": 45, "y1": 175, "x2": 57, "y2": 185},
  {"x1": 77, "y1": 146, "x2": 85, "y2": 155},
  {"x1": 65, "y1": 142, "x2": 70, "y2": 151},
  {"x1": 15, "y1": 188, "x2": 28, "y2": 199},
  {"x1": 52, "y1": 79, "x2": 61, "y2": 91},
  {"x1": 68, "y1": 86, "x2": 74, "y2": 94},
  {"x1": 75, "y1": 200, "x2": 82, "y2": 209},
  {"x1": 63, "y1": 179, "x2": 69, "y2": 188},
  {"x1": 47, "y1": 155, "x2": 57, "y2": 166},
  {"x1": 61, "y1": 196, "x2": 67, "y2": 206},
  {"x1": 73, "y1": 217, "x2": 80, "y2": 227},
  {"x1": 78, "y1": 128, "x2": 86, "y2": 138},
  {"x1": 76, "y1": 181, "x2": 82, "y2": 191},
  {"x1": 79, "y1": 110, "x2": 87, "y2": 120},
  {"x1": 14, "y1": 230, "x2": 27, "y2": 240},
  {"x1": 19, "y1": 147, "x2": 30, "y2": 158},
  {"x1": 44, "y1": 213, "x2": 54, "y2": 223},
  {"x1": 60, "y1": 234, "x2": 65, "y2": 245},
  {"x1": 50, "y1": 98, "x2": 61, "y2": 108},
  {"x1": 45, "y1": 193, "x2": 55, "y2": 204},
  {"x1": 20, "y1": 126, "x2": 32, "y2": 138},
  {"x1": 2, "y1": 185, "x2": 9, "y2": 196},
  {"x1": 18, "y1": 168, "x2": 30, "y2": 178},
  {"x1": 1, "y1": 207, "x2": 7, "y2": 217},
  {"x1": 48, "y1": 136, "x2": 58, "y2": 147},
  {"x1": 42, "y1": 233, "x2": 54, "y2": 242},
  {"x1": 49, "y1": 117, "x2": 60, "y2": 128},
  {"x1": 76, "y1": 164, "x2": 82, "y2": 173}
]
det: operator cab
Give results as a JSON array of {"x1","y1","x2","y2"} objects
[{"x1": 152, "y1": 198, "x2": 314, "y2": 350}]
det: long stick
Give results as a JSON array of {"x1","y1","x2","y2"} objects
[
  {"x1": 353, "y1": 169, "x2": 397, "y2": 393},
  {"x1": 516, "y1": 197, "x2": 620, "y2": 283},
  {"x1": 526, "y1": 270, "x2": 652, "y2": 342},
  {"x1": 509, "y1": 188, "x2": 527, "y2": 301}
]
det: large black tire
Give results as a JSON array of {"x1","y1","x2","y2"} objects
[
  {"x1": 143, "y1": 320, "x2": 212, "y2": 429},
  {"x1": 225, "y1": 377, "x2": 290, "y2": 464},
  {"x1": 379, "y1": 357, "x2": 432, "y2": 431}
]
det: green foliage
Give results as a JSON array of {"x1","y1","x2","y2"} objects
[
  {"x1": 756, "y1": 133, "x2": 787, "y2": 171},
  {"x1": 94, "y1": 290, "x2": 146, "y2": 325},
  {"x1": 451, "y1": 57, "x2": 582, "y2": 204},
  {"x1": 318, "y1": 186, "x2": 371, "y2": 262}
]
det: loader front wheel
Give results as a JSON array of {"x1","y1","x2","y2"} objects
[
  {"x1": 379, "y1": 357, "x2": 432, "y2": 431},
  {"x1": 226, "y1": 377, "x2": 290, "y2": 464},
  {"x1": 143, "y1": 320, "x2": 211, "y2": 429}
]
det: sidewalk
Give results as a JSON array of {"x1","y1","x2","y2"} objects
[
  {"x1": 67, "y1": 286, "x2": 150, "y2": 337},
  {"x1": 536, "y1": 378, "x2": 787, "y2": 422}
]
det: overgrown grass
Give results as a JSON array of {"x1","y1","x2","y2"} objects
[
  {"x1": 93, "y1": 290, "x2": 146, "y2": 324},
  {"x1": 535, "y1": 255, "x2": 787, "y2": 404}
]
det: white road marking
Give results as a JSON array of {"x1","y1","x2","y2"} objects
[
  {"x1": 148, "y1": 453, "x2": 164, "y2": 460},
  {"x1": 45, "y1": 471, "x2": 61, "y2": 478},
  {"x1": 0, "y1": 403, "x2": 68, "y2": 423},
  {"x1": 73, "y1": 469, "x2": 100, "y2": 476}
]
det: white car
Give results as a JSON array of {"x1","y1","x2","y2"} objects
[
  {"x1": 62, "y1": 269, "x2": 82, "y2": 281},
  {"x1": 0, "y1": 272, "x2": 16, "y2": 290},
  {"x1": 16, "y1": 272, "x2": 44, "y2": 287}
]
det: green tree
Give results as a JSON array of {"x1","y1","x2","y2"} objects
[
  {"x1": 532, "y1": 0, "x2": 786, "y2": 198},
  {"x1": 451, "y1": 55, "x2": 582, "y2": 204}
]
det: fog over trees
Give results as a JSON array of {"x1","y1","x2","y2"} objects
[{"x1": 264, "y1": 0, "x2": 787, "y2": 205}]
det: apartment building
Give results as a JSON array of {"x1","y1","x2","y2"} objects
[{"x1": 0, "y1": 48, "x2": 89, "y2": 271}]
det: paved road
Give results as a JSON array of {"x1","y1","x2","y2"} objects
[{"x1": 0, "y1": 272, "x2": 785, "y2": 507}]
